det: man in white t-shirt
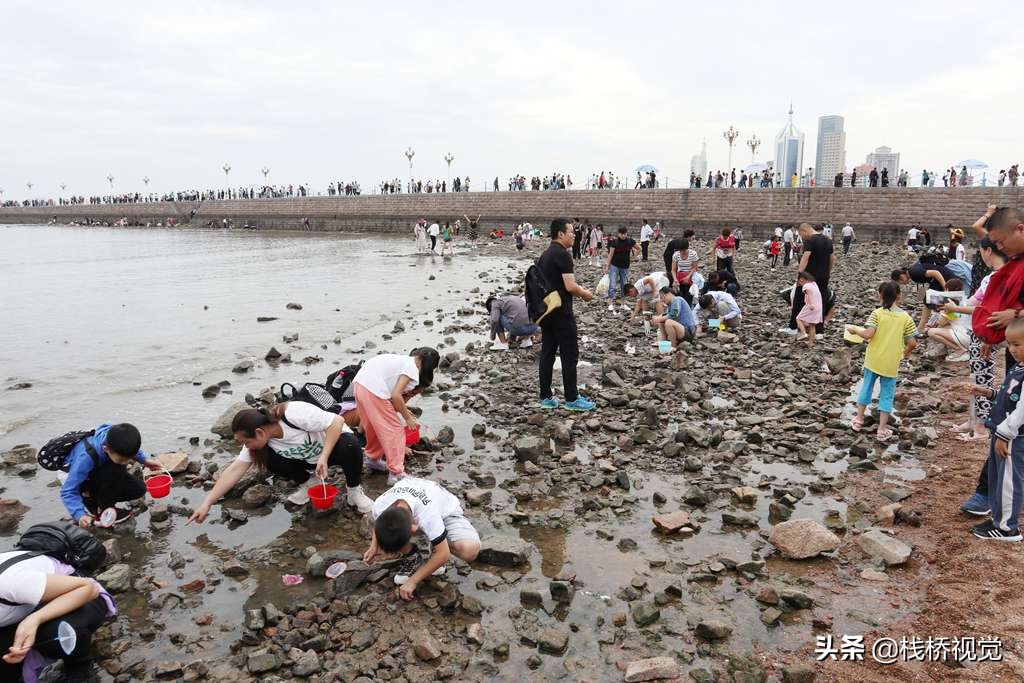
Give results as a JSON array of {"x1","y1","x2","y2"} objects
[
  {"x1": 364, "y1": 477, "x2": 480, "y2": 600},
  {"x1": 841, "y1": 222, "x2": 855, "y2": 255},
  {"x1": 639, "y1": 221, "x2": 654, "y2": 262},
  {"x1": 907, "y1": 226, "x2": 920, "y2": 252},
  {"x1": 626, "y1": 271, "x2": 670, "y2": 319},
  {"x1": 782, "y1": 226, "x2": 795, "y2": 266},
  {"x1": 428, "y1": 222, "x2": 440, "y2": 253}
]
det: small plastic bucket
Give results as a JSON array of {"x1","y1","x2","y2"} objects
[
  {"x1": 658, "y1": 340, "x2": 672, "y2": 354},
  {"x1": 707, "y1": 318, "x2": 721, "y2": 329},
  {"x1": 144, "y1": 471, "x2": 172, "y2": 499},
  {"x1": 405, "y1": 426, "x2": 421, "y2": 446},
  {"x1": 308, "y1": 483, "x2": 338, "y2": 510}
]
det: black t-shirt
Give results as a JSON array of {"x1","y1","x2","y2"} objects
[
  {"x1": 802, "y1": 233, "x2": 833, "y2": 288},
  {"x1": 664, "y1": 238, "x2": 685, "y2": 263},
  {"x1": 538, "y1": 242, "x2": 574, "y2": 321},
  {"x1": 609, "y1": 237, "x2": 636, "y2": 269},
  {"x1": 909, "y1": 262, "x2": 956, "y2": 291}
]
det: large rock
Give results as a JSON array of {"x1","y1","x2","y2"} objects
[
  {"x1": 695, "y1": 619, "x2": 733, "y2": 641},
  {"x1": 0, "y1": 444, "x2": 36, "y2": 467},
  {"x1": 624, "y1": 657, "x2": 681, "y2": 682},
  {"x1": 211, "y1": 401, "x2": 250, "y2": 439},
  {"x1": 478, "y1": 535, "x2": 532, "y2": 567},
  {"x1": 412, "y1": 631, "x2": 442, "y2": 661},
  {"x1": 152, "y1": 452, "x2": 190, "y2": 474},
  {"x1": 290, "y1": 648, "x2": 320, "y2": 677},
  {"x1": 769, "y1": 519, "x2": 840, "y2": 559},
  {"x1": 96, "y1": 564, "x2": 132, "y2": 593},
  {"x1": 856, "y1": 530, "x2": 912, "y2": 566},
  {"x1": 242, "y1": 484, "x2": 274, "y2": 508},
  {"x1": 0, "y1": 499, "x2": 28, "y2": 532},
  {"x1": 513, "y1": 437, "x2": 544, "y2": 464},
  {"x1": 652, "y1": 511, "x2": 690, "y2": 533},
  {"x1": 306, "y1": 549, "x2": 361, "y2": 576}
]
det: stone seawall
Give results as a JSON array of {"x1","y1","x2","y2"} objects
[{"x1": 2, "y1": 187, "x2": 1021, "y2": 241}]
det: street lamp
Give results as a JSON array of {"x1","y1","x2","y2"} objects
[
  {"x1": 746, "y1": 134, "x2": 761, "y2": 163},
  {"x1": 142, "y1": 176, "x2": 150, "y2": 188},
  {"x1": 106, "y1": 174, "x2": 114, "y2": 190},
  {"x1": 261, "y1": 166, "x2": 270, "y2": 183},
  {"x1": 404, "y1": 147, "x2": 415, "y2": 191},
  {"x1": 222, "y1": 164, "x2": 231, "y2": 191},
  {"x1": 60, "y1": 183, "x2": 66, "y2": 192},
  {"x1": 723, "y1": 126, "x2": 739, "y2": 180},
  {"x1": 444, "y1": 152, "x2": 454, "y2": 187},
  {"x1": 27, "y1": 181, "x2": 34, "y2": 193}
]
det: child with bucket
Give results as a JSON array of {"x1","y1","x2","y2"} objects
[
  {"x1": 187, "y1": 402, "x2": 373, "y2": 524},
  {"x1": 47, "y1": 423, "x2": 163, "y2": 527}
]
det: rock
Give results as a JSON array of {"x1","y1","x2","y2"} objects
[
  {"x1": 652, "y1": 511, "x2": 690, "y2": 533},
  {"x1": 652, "y1": 491, "x2": 667, "y2": 505},
  {"x1": 513, "y1": 437, "x2": 544, "y2": 464},
  {"x1": 221, "y1": 562, "x2": 249, "y2": 578},
  {"x1": 201, "y1": 384, "x2": 220, "y2": 398},
  {"x1": 731, "y1": 486, "x2": 758, "y2": 504},
  {"x1": 478, "y1": 536, "x2": 532, "y2": 567},
  {"x1": 471, "y1": 423, "x2": 487, "y2": 437},
  {"x1": 290, "y1": 649, "x2": 320, "y2": 677},
  {"x1": 102, "y1": 538, "x2": 123, "y2": 563},
  {"x1": 695, "y1": 619, "x2": 733, "y2": 641},
  {"x1": 624, "y1": 657, "x2": 681, "y2": 682},
  {"x1": 265, "y1": 346, "x2": 283, "y2": 361},
  {"x1": 779, "y1": 588, "x2": 814, "y2": 609},
  {"x1": 6, "y1": 382, "x2": 31, "y2": 391},
  {"x1": 781, "y1": 663, "x2": 816, "y2": 683},
  {"x1": 631, "y1": 602, "x2": 660, "y2": 627},
  {"x1": 769, "y1": 519, "x2": 840, "y2": 559},
  {"x1": 856, "y1": 530, "x2": 912, "y2": 566},
  {"x1": 0, "y1": 444, "x2": 36, "y2": 467},
  {"x1": 722, "y1": 510, "x2": 759, "y2": 527},
  {"x1": 875, "y1": 502, "x2": 902, "y2": 524},
  {"x1": 466, "y1": 488, "x2": 492, "y2": 506},
  {"x1": 232, "y1": 360, "x2": 254, "y2": 374},
  {"x1": 392, "y1": 320, "x2": 405, "y2": 333},
  {"x1": 0, "y1": 499, "x2": 29, "y2": 531},
  {"x1": 242, "y1": 484, "x2": 274, "y2": 508},
  {"x1": 549, "y1": 580, "x2": 574, "y2": 603},
  {"x1": 243, "y1": 609, "x2": 265, "y2": 630},
  {"x1": 155, "y1": 661, "x2": 183, "y2": 679},
  {"x1": 756, "y1": 586, "x2": 779, "y2": 604},
  {"x1": 246, "y1": 651, "x2": 279, "y2": 674},
  {"x1": 211, "y1": 402, "x2": 250, "y2": 439},
  {"x1": 96, "y1": 564, "x2": 132, "y2": 593},
  {"x1": 412, "y1": 631, "x2": 442, "y2": 661},
  {"x1": 256, "y1": 316, "x2": 278, "y2": 322},
  {"x1": 537, "y1": 628, "x2": 569, "y2": 655},
  {"x1": 683, "y1": 485, "x2": 708, "y2": 506},
  {"x1": 306, "y1": 549, "x2": 360, "y2": 576},
  {"x1": 152, "y1": 452, "x2": 189, "y2": 474},
  {"x1": 263, "y1": 603, "x2": 285, "y2": 625},
  {"x1": 436, "y1": 426, "x2": 455, "y2": 444},
  {"x1": 286, "y1": 302, "x2": 303, "y2": 310},
  {"x1": 467, "y1": 622, "x2": 484, "y2": 645}
]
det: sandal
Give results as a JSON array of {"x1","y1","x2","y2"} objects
[
  {"x1": 851, "y1": 417, "x2": 864, "y2": 432},
  {"x1": 956, "y1": 431, "x2": 989, "y2": 442},
  {"x1": 875, "y1": 428, "x2": 895, "y2": 442}
]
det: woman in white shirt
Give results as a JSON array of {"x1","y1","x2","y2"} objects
[
  {"x1": 353, "y1": 348, "x2": 440, "y2": 485},
  {"x1": 188, "y1": 401, "x2": 373, "y2": 521}
]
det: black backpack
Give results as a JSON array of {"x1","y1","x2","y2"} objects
[
  {"x1": 525, "y1": 263, "x2": 562, "y2": 324},
  {"x1": 279, "y1": 382, "x2": 339, "y2": 412},
  {"x1": 324, "y1": 362, "x2": 364, "y2": 403},
  {"x1": 15, "y1": 522, "x2": 107, "y2": 573},
  {"x1": 37, "y1": 430, "x2": 97, "y2": 472}
]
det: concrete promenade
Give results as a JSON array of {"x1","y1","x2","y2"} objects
[{"x1": 2, "y1": 187, "x2": 1021, "y2": 240}]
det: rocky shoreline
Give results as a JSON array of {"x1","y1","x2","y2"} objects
[{"x1": 0, "y1": 235, "x2": 1009, "y2": 682}]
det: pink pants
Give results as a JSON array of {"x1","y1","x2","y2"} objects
[{"x1": 354, "y1": 384, "x2": 406, "y2": 475}]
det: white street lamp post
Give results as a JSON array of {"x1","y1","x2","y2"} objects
[
  {"x1": 444, "y1": 152, "x2": 454, "y2": 187},
  {"x1": 222, "y1": 164, "x2": 231, "y2": 193},
  {"x1": 746, "y1": 134, "x2": 761, "y2": 163},
  {"x1": 106, "y1": 174, "x2": 114, "y2": 191},
  {"x1": 404, "y1": 147, "x2": 415, "y2": 191},
  {"x1": 723, "y1": 126, "x2": 739, "y2": 181}
]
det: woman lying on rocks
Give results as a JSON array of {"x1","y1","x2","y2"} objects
[{"x1": 187, "y1": 402, "x2": 373, "y2": 523}]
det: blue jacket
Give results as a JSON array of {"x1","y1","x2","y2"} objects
[{"x1": 60, "y1": 424, "x2": 147, "y2": 521}]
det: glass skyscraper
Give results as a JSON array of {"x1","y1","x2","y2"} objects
[{"x1": 774, "y1": 105, "x2": 804, "y2": 187}]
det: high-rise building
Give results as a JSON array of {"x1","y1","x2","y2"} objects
[
  {"x1": 814, "y1": 115, "x2": 846, "y2": 186},
  {"x1": 865, "y1": 146, "x2": 900, "y2": 180},
  {"x1": 774, "y1": 104, "x2": 804, "y2": 188},
  {"x1": 690, "y1": 139, "x2": 708, "y2": 180}
]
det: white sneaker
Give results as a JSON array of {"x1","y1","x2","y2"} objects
[
  {"x1": 364, "y1": 455, "x2": 387, "y2": 472},
  {"x1": 949, "y1": 351, "x2": 970, "y2": 362},
  {"x1": 622, "y1": 305, "x2": 632, "y2": 313},
  {"x1": 607, "y1": 304, "x2": 615, "y2": 312},
  {"x1": 520, "y1": 339, "x2": 534, "y2": 349},
  {"x1": 346, "y1": 485, "x2": 373, "y2": 514},
  {"x1": 387, "y1": 472, "x2": 406, "y2": 486},
  {"x1": 778, "y1": 327, "x2": 798, "y2": 336},
  {"x1": 490, "y1": 342, "x2": 509, "y2": 351},
  {"x1": 287, "y1": 475, "x2": 318, "y2": 505}
]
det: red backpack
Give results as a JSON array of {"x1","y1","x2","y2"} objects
[{"x1": 972, "y1": 256, "x2": 1024, "y2": 344}]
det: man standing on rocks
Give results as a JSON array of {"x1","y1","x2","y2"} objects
[
  {"x1": 428, "y1": 221, "x2": 440, "y2": 254},
  {"x1": 538, "y1": 219, "x2": 596, "y2": 412},
  {"x1": 841, "y1": 222, "x2": 855, "y2": 255},
  {"x1": 640, "y1": 219, "x2": 654, "y2": 262},
  {"x1": 783, "y1": 223, "x2": 835, "y2": 336},
  {"x1": 782, "y1": 225, "x2": 795, "y2": 266},
  {"x1": 604, "y1": 226, "x2": 638, "y2": 312}
]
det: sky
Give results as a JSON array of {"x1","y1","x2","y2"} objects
[{"x1": 1, "y1": 0, "x2": 1019, "y2": 199}]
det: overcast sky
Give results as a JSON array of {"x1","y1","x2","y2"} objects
[{"x1": 2, "y1": 0, "x2": 1018, "y2": 198}]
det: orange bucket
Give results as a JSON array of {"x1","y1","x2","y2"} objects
[
  {"x1": 308, "y1": 483, "x2": 338, "y2": 510},
  {"x1": 145, "y1": 472, "x2": 172, "y2": 498},
  {"x1": 405, "y1": 426, "x2": 421, "y2": 446}
]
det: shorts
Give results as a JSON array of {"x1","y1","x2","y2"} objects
[{"x1": 442, "y1": 511, "x2": 480, "y2": 545}]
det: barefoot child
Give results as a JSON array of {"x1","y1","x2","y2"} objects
[
  {"x1": 846, "y1": 281, "x2": 918, "y2": 442},
  {"x1": 363, "y1": 477, "x2": 481, "y2": 599},
  {"x1": 795, "y1": 271, "x2": 822, "y2": 346}
]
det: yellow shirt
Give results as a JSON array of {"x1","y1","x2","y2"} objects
[{"x1": 864, "y1": 306, "x2": 917, "y2": 378}]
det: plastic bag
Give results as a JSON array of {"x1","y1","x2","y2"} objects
[{"x1": 595, "y1": 274, "x2": 610, "y2": 297}]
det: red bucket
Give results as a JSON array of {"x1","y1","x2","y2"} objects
[
  {"x1": 145, "y1": 472, "x2": 172, "y2": 499},
  {"x1": 308, "y1": 483, "x2": 338, "y2": 510},
  {"x1": 405, "y1": 426, "x2": 421, "y2": 446}
]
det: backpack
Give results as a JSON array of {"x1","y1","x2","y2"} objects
[
  {"x1": 972, "y1": 256, "x2": 1024, "y2": 345},
  {"x1": 37, "y1": 430, "x2": 97, "y2": 472},
  {"x1": 14, "y1": 522, "x2": 107, "y2": 573},
  {"x1": 279, "y1": 382, "x2": 338, "y2": 412},
  {"x1": 324, "y1": 362, "x2": 364, "y2": 403},
  {"x1": 524, "y1": 263, "x2": 562, "y2": 324}
]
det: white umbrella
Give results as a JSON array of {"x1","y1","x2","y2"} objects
[
  {"x1": 635, "y1": 164, "x2": 658, "y2": 173},
  {"x1": 743, "y1": 162, "x2": 769, "y2": 174},
  {"x1": 956, "y1": 159, "x2": 988, "y2": 169}
]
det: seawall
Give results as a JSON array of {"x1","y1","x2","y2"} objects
[{"x1": 2, "y1": 187, "x2": 1021, "y2": 240}]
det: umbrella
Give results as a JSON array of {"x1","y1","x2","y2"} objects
[
  {"x1": 635, "y1": 164, "x2": 658, "y2": 173},
  {"x1": 956, "y1": 159, "x2": 988, "y2": 169},
  {"x1": 743, "y1": 162, "x2": 769, "y2": 174}
]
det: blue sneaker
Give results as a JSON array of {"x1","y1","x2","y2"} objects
[
  {"x1": 539, "y1": 398, "x2": 560, "y2": 409},
  {"x1": 564, "y1": 395, "x2": 596, "y2": 412},
  {"x1": 960, "y1": 492, "x2": 991, "y2": 516}
]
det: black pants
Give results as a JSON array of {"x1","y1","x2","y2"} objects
[
  {"x1": 842, "y1": 236, "x2": 852, "y2": 254},
  {"x1": 770, "y1": 254, "x2": 779, "y2": 268},
  {"x1": 789, "y1": 282, "x2": 832, "y2": 333},
  {"x1": 641, "y1": 241, "x2": 649, "y2": 261},
  {"x1": 429, "y1": 235, "x2": 437, "y2": 251},
  {"x1": 82, "y1": 458, "x2": 146, "y2": 513},
  {"x1": 572, "y1": 238, "x2": 581, "y2": 260},
  {"x1": 539, "y1": 316, "x2": 579, "y2": 402},
  {"x1": 267, "y1": 433, "x2": 364, "y2": 487},
  {"x1": 783, "y1": 244, "x2": 792, "y2": 266},
  {"x1": 716, "y1": 256, "x2": 734, "y2": 274},
  {"x1": 663, "y1": 255, "x2": 673, "y2": 278},
  {"x1": 0, "y1": 596, "x2": 108, "y2": 679},
  {"x1": 735, "y1": 239, "x2": 741, "y2": 251}
]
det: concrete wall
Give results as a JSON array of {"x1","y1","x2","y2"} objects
[{"x1": 2, "y1": 187, "x2": 1021, "y2": 241}]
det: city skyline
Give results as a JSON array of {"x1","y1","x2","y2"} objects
[
  {"x1": 1, "y1": 1, "x2": 1019, "y2": 198},
  {"x1": 815, "y1": 116, "x2": 846, "y2": 186}
]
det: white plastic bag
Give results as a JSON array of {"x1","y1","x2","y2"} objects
[{"x1": 595, "y1": 274, "x2": 610, "y2": 297}]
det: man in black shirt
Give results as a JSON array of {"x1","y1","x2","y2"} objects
[
  {"x1": 604, "y1": 226, "x2": 638, "y2": 312},
  {"x1": 663, "y1": 235, "x2": 686, "y2": 278},
  {"x1": 786, "y1": 223, "x2": 835, "y2": 334},
  {"x1": 538, "y1": 219, "x2": 596, "y2": 412}
]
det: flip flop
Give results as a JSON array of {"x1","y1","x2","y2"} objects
[
  {"x1": 875, "y1": 428, "x2": 895, "y2": 442},
  {"x1": 851, "y1": 417, "x2": 864, "y2": 432},
  {"x1": 956, "y1": 432, "x2": 989, "y2": 442}
]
